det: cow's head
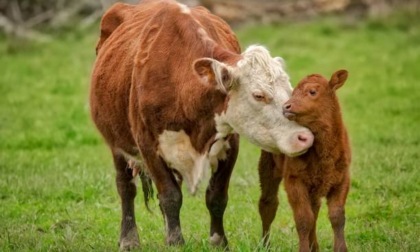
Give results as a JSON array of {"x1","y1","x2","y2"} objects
[{"x1": 194, "y1": 45, "x2": 313, "y2": 156}]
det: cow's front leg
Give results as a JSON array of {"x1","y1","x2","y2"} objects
[
  {"x1": 158, "y1": 177, "x2": 184, "y2": 246},
  {"x1": 113, "y1": 153, "x2": 140, "y2": 251},
  {"x1": 206, "y1": 135, "x2": 239, "y2": 247}
]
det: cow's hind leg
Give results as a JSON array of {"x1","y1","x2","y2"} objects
[
  {"x1": 258, "y1": 151, "x2": 282, "y2": 247},
  {"x1": 206, "y1": 135, "x2": 239, "y2": 247},
  {"x1": 113, "y1": 152, "x2": 140, "y2": 250}
]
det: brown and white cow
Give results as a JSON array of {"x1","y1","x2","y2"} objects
[{"x1": 90, "y1": 0, "x2": 313, "y2": 250}]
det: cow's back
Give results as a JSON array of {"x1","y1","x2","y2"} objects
[{"x1": 90, "y1": 0, "x2": 240, "y2": 153}]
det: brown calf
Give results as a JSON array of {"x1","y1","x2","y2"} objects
[{"x1": 258, "y1": 70, "x2": 351, "y2": 252}]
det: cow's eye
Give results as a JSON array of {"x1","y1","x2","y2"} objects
[
  {"x1": 309, "y1": 89, "x2": 317, "y2": 96},
  {"x1": 252, "y1": 93, "x2": 265, "y2": 102}
]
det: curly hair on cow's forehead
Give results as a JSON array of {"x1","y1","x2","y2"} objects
[{"x1": 241, "y1": 45, "x2": 287, "y2": 83}]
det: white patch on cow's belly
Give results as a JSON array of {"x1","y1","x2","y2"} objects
[
  {"x1": 158, "y1": 130, "x2": 209, "y2": 195},
  {"x1": 157, "y1": 130, "x2": 230, "y2": 195}
]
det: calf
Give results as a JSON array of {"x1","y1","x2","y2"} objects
[
  {"x1": 90, "y1": 0, "x2": 313, "y2": 250},
  {"x1": 258, "y1": 70, "x2": 351, "y2": 252}
]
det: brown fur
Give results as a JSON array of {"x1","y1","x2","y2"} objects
[
  {"x1": 90, "y1": 0, "x2": 241, "y2": 249},
  {"x1": 258, "y1": 70, "x2": 351, "y2": 252}
]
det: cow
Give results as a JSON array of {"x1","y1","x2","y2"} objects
[
  {"x1": 258, "y1": 70, "x2": 351, "y2": 252},
  {"x1": 90, "y1": 0, "x2": 314, "y2": 250}
]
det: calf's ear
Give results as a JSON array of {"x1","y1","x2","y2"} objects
[
  {"x1": 329, "y1": 70, "x2": 348, "y2": 90},
  {"x1": 329, "y1": 69, "x2": 348, "y2": 90},
  {"x1": 193, "y1": 58, "x2": 233, "y2": 93}
]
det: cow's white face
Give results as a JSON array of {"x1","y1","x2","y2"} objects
[{"x1": 194, "y1": 46, "x2": 314, "y2": 156}]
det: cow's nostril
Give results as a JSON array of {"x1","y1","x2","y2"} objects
[
  {"x1": 296, "y1": 132, "x2": 314, "y2": 148},
  {"x1": 298, "y1": 134, "x2": 308, "y2": 142}
]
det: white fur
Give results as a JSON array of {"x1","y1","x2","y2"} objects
[
  {"x1": 216, "y1": 45, "x2": 313, "y2": 155},
  {"x1": 178, "y1": 3, "x2": 190, "y2": 14},
  {"x1": 208, "y1": 137, "x2": 230, "y2": 173},
  {"x1": 212, "y1": 113, "x2": 233, "y2": 173},
  {"x1": 157, "y1": 129, "x2": 230, "y2": 194},
  {"x1": 158, "y1": 130, "x2": 207, "y2": 194}
]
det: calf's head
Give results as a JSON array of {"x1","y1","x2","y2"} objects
[
  {"x1": 283, "y1": 70, "x2": 348, "y2": 128},
  {"x1": 194, "y1": 45, "x2": 313, "y2": 156}
]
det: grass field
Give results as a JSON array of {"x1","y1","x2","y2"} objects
[{"x1": 0, "y1": 12, "x2": 419, "y2": 251}]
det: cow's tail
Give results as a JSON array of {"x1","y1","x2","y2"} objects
[{"x1": 139, "y1": 169, "x2": 154, "y2": 213}]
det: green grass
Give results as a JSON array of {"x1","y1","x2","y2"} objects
[{"x1": 1, "y1": 13, "x2": 419, "y2": 251}]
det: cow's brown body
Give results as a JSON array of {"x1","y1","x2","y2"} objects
[
  {"x1": 258, "y1": 71, "x2": 351, "y2": 252},
  {"x1": 90, "y1": 0, "x2": 242, "y2": 249}
]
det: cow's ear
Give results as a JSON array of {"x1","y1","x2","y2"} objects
[
  {"x1": 274, "y1": 56, "x2": 286, "y2": 69},
  {"x1": 329, "y1": 69, "x2": 348, "y2": 90},
  {"x1": 193, "y1": 58, "x2": 233, "y2": 93}
]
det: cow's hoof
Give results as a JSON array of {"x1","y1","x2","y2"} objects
[
  {"x1": 119, "y1": 240, "x2": 139, "y2": 251},
  {"x1": 119, "y1": 228, "x2": 140, "y2": 251},
  {"x1": 166, "y1": 235, "x2": 185, "y2": 246},
  {"x1": 120, "y1": 241, "x2": 140, "y2": 251},
  {"x1": 209, "y1": 233, "x2": 228, "y2": 247},
  {"x1": 165, "y1": 227, "x2": 185, "y2": 246}
]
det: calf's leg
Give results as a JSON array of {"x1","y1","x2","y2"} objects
[
  {"x1": 309, "y1": 199, "x2": 321, "y2": 252},
  {"x1": 206, "y1": 135, "x2": 239, "y2": 247},
  {"x1": 327, "y1": 178, "x2": 350, "y2": 252},
  {"x1": 113, "y1": 153, "x2": 140, "y2": 250},
  {"x1": 258, "y1": 151, "x2": 282, "y2": 246},
  {"x1": 285, "y1": 177, "x2": 315, "y2": 252}
]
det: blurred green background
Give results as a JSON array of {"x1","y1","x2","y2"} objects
[{"x1": 0, "y1": 0, "x2": 419, "y2": 251}]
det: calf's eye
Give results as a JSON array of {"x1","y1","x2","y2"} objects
[{"x1": 309, "y1": 90, "x2": 317, "y2": 96}]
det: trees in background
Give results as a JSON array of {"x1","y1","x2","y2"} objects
[
  {"x1": 0, "y1": 0, "x2": 418, "y2": 41},
  {"x1": 0, "y1": 0, "x2": 139, "y2": 41}
]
